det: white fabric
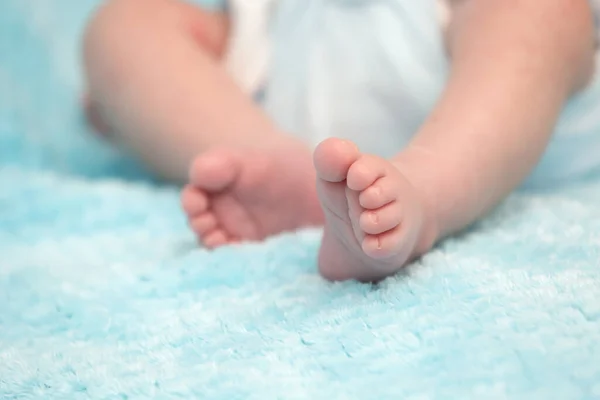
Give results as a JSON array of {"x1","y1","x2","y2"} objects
[
  {"x1": 222, "y1": 0, "x2": 278, "y2": 94},
  {"x1": 222, "y1": 0, "x2": 600, "y2": 187},
  {"x1": 223, "y1": 0, "x2": 600, "y2": 93}
]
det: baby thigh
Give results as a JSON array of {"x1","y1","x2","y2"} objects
[{"x1": 83, "y1": 0, "x2": 233, "y2": 181}]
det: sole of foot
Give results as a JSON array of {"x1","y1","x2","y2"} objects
[
  {"x1": 182, "y1": 143, "x2": 324, "y2": 248},
  {"x1": 314, "y1": 138, "x2": 433, "y2": 282}
]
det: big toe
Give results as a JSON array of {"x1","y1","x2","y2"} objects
[
  {"x1": 314, "y1": 138, "x2": 360, "y2": 182},
  {"x1": 189, "y1": 149, "x2": 240, "y2": 192},
  {"x1": 346, "y1": 155, "x2": 391, "y2": 192}
]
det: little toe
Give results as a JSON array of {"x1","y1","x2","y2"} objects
[
  {"x1": 202, "y1": 229, "x2": 230, "y2": 249},
  {"x1": 359, "y1": 176, "x2": 400, "y2": 210},
  {"x1": 190, "y1": 212, "x2": 218, "y2": 236},
  {"x1": 346, "y1": 155, "x2": 390, "y2": 192},
  {"x1": 359, "y1": 202, "x2": 402, "y2": 235},
  {"x1": 314, "y1": 138, "x2": 360, "y2": 182},
  {"x1": 189, "y1": 150, "x2": 240, "y2": 192},
  {"x1": 181, "y1": 185, "x2": 209, "y2": 216},
  {"x1": 362, "y1": 227, "x2": 404, "y2": 260}
]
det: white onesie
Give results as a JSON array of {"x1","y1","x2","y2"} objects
[{"x1": 219, "y1": 0, "x2": 600, "y2": 188}]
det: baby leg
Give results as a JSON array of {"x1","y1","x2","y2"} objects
[
  {"x1": 83, "y1": 0, "x2": 323, "y2": 246},
  {"x1": 83, "y1": 0, "x2": 287, "y2": 181},
  {"x1": 313, "y1": 0, "x2": 595, "y2": 282}
]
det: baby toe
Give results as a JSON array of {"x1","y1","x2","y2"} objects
[
  {"x1": 359, "y1": 202, "x2": 402, "y2": 235},
  {"x1": 189, "y1": 150, "x2": 240, "y2": 191},
  {"x1": 346, "y1": 155, "x2": 389, "y2": 192},
  {"x1": 361, "y1": 227, "x2": 404, "y2": 260},
  {"x1": 202, "y1": 229, "x2": 230, "y2": 249},
  {"x1": 190, "y1": 212, "x2": 218, "y2": 236},
  {"x1": 358, "y1": 176, "x2": 400, "y2": 210},
  {"x1": 314, "y1": 138, "x2": 360, "y2": 183}
]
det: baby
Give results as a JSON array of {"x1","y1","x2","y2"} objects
[{"x1": 82, "y1": 0, "x2": 600, "y2": 282}]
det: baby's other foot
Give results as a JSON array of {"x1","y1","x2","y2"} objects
[
  {"x1": 182, "y1": 143, "x2": 324, "y2": 248},
  {"x1": 314, "y1": 138, "x2": 436, "y2": 282}
]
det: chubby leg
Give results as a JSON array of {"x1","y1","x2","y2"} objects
[
  {"x1": 83, "y1": 0, "x2": 292, "y2": 181},
  {"x1": 314, "y1": 0, "x2": 595, "y2": 282},
  {"x1": 84, "y1": 0, "x2": 323, "y2": 245}
]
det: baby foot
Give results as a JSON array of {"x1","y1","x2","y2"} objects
[
  {"x1": 181, "y1": 143, "x2": 324, "y2": 248},
  {"x1": 314, "y1": 138, "x2": 436, "y2": 282}
]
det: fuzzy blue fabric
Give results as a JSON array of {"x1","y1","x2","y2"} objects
[{"x1": 1, "y1": 1, "x2": 600, "y2": 398}]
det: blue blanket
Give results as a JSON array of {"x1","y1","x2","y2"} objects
[{"x1": 1, "y1": 1, "x2": 600, "y2": 398}]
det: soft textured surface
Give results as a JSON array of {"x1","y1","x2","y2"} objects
[{"x1": 1, "y1": 1, "x2": 600, "y2": 398}]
